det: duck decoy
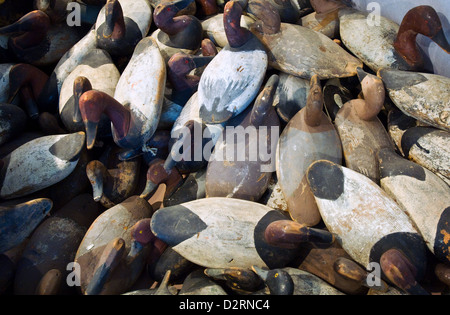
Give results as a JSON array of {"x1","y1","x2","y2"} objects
[
  {"x1": 387, "y1": 108, "x2": 422, "y2": 156},
  {"x1": 148, "y1": 246, "x2": 197, "y2": 284},
  {"x1": 401, "y1": 126, "x2": 450, "y2": 186},
  {"x1": 0, "y1": 103, "x2": 27, "y2": 146},
  {"x1": 150, "y1": 197, "x2": 335, "y2": 269},
  {"x1": 377, "y1": 148, "x2": 450, "y2": 264},
  {"x1": 197, "y1": 0, "x2": 268, "y2": 124},
  {"x1": 0, "y1": 198, "x2": 52, "y2": 254},
  {"x1": 322, "y1": 77, "x2": 353, "y2": 122},
  {"x1": 204, "y1": 267, "x2": 264, "y2": 294},
  {"x1": 179, "y1": 268, "x2": 228, "y2": 295},
  {"x1": 86, "y1": 145, "x2": 141, "y2": 208},
  {"x1": 205, "y1": 74, "x2": 280, "y2": 202},
  {"x1": 13, "y1": 194, "x2": 100, "y2": 295},
  {"x1": 37, "y1": 112, "x2": 68, "y2": 135},
  {"x1": 276, "y1": 74, "x2": 342, "y2": 226},
  {"x1": 0, "y1": 132, "x2": 85, "y2": 200},
  {"x1": 152, "y1": 0, "x2": 204, "y2": 62},
  {"x1": 251, "y1": 266, "x2": 294, "y2": 295},
  {"x1": 79, "y1": 36, "x2": 166, "y2": 160},
  {"x1": 0, "y1": 10, "x2": 81, "y2": 66},
  {"x1": 306, "y1": 160, "x2": 429, "y2": 295},
  {"x1": 378, "y1": 68, "x2": 450, "y2": 132},
  {"x1": 246, "y1": 0, "x2": 362, "y2": 80},
  {"x1": 0, "y1": 131, "x2": 44, "y2": 159},
  {"x1": 334, "y1": 67, "x2": 395, "y2": 184},
  {"x1": 141, "y1": 129, "x2": 171, "y2": 165},
  {"x1": 300, "y1": 0, "x2": 345, "y2": 38},
  {"x1": 339, "y1": 5, "x2": 450, "y2": 72},
  {"x1": 163, "y1": 167, "x2": 206, "y2": 207},
  {"x1": 59, "y1": 49, "x2": 120, "y2": 133},
  {"x1": 95, "y1": 0, "x2": 153, "y2": 57},
  {"x1": 75, "y1": 195, "x2": 153, "y2": 295}
]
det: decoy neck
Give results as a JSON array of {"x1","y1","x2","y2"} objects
[
  {"x1": 201, "y1": 38, "x2": 218, "y2": 57},
  {"x1": 224, "y1": 0, "x2": 254, "y2": 48},
  {"x1": 86, "y1": 160, "x2": 112, "y2": 202},
  {"x1": 130, "y1": 218, "x2": 156, "y2": 246},
  {"x1": 249, "y1": 74, "x2": 279, "y2": 127},
  {"x1": 103, "y1": 0, "x2": 126, "y2": 40},
  {"x1": 140, "y1": 157, "x2": 182, "y2": 199},
  {"x1": 0, "y1": 10, "x2": 50, "y2": 50},
  {"x1": 353, "y1": 67, "x2": 385, "y2": 121},
  {"x1": 394, "y1": 5, "x2": 450, "y2": 69},
  {"x1": 304, "y1": 74, "x2": 325, "y2": 127},
  {"x1": 79, "y1": 90, "x2": 131, "y2": 150},
  {"x1": 247, "y1": 0, "x2": 281, "y2": 35},
  {"x1": 252, "y1": 266, "x2": 294, "y2": 295},
  {"x1": 168, "y1": 52, "x2": 214, "y2": 91},
  {"x1": 73, "y1": 76, "x2": 92, "y2": 124},
  {"x1": 153, "y1": 0, "x2": 196, "y2": 36}
]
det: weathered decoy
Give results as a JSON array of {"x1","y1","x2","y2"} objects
[
  {"x1": 204, "y1": 267, "x2": 264, "y2": 294},
  {"x1": 401, "y1": 126, "x2": 450, "y2": 186},
  {"x1": 0, "y1": 132, "x2": 85, "y2": 200},
  {"x1": 378, "y1": 148, "x2": 450, "y2": 264},
  {"x1": 95, "y1": 0, "x2": 153, "y2": 57},
  {"x1": 75, "y1": 196, "x2": 153, "y2": 295},
  {"x1": 334, "y1": 67, "x2": 395, "y2": 184},
  {"x1": 306, "y1": 160, "x2": 429, "y2": 295},
  {"x1": 13, "y1": 194, "x2": 100, "y2": 295},
  {"x1": 378, "y1": 68, "x2": 450, "y2": 132},
  {"x1": 322, "y1": 78, "x2": 353, "y2": 122},
  {"x1": 79, "y1": 36, "x2": 166, "y2": 160},
  {"x1": 276, "y1": 74, "x2": 342, "y2": 226},
  {"x1": 387, "y1": 108, "x2": 421, "y2": 156},
  {"x1": 0, "y1": 198, "x2": 52, "y2": 254},
  {"x1": 179, "y1": 268, "x2": 228, "y2": 295},
  {"x1": 205, "y1": 74, "x2": 280, "y2": 201},
  {"x1": 0, "y1": 103, "x2": 27, "y2": 146},
  {"x1": 259, "y1": 175, "x2": 288, "y2": 212},
  {"x1": 339, "y1": 5, "x2": 450, "y2": 72},
  {"x1": 300, "y1": 0, "x2": 345, "y2": 38},
  {"x1": 246, "y1": 0, "x2": 362, "y2": 79},
  {"x1": 0, "y1": 131, "x2": 44, "y2": 159},
  {"x1": 251, "y1": 266, "x2": 294, "y2": 295},
  {"x1": 197, "y1": 0, "x2": 268, "y2": 124},
  {"x1": 164, "y1": 167, "x2": 206, "y2": 207}
]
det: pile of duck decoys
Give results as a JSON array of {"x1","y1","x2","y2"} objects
[{"x1": 0, "y1": 0, "x2": 449, "y2": 296}]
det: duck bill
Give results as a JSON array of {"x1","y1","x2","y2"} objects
[
  {"x1": 90, "y1": 173, "x2": 104, "y2": 202},
  {"x1": 140, "y1": 180, "x2": 157, "y2": 199},
  {"x1": 356, "y1": 67, "x2": 369, "y2": 82},
  {"x1": 84, "y1": 120, "x2": 99, "y2": 150},
  {"x1": 431, "y1": 28, "x2": 450, "y2": 53},
  {"x1": 191, "y1": 55, "x2": 214, "y2": 68}
]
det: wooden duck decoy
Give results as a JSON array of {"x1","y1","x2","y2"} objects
[
  {"x1": 378, "y1": 68, "x2": 450, "y2": 132},
  {"x1": 150, "y1": 197, "x2": 334, "y2": 269},
  {"x1": 251, "y1": 266, "x2": 294, "y2": 295},
  {"x1": 378, "y1": 148, "x2": 450, "y2": 264},
  {"x1": 306, "y1": 160, "x2": 429, "y2": 295},
  {"x1": 334, "y1": 67, "x2": 395, "y2": 184},
  {"x1": 0, "y1": 198, "x2": 52, "y2": 254},
  {"x1": 197, "y1": 0, "x2": 268, "y2": 124},
  {"x1": 152, "y1": 0, "x2": 204, "y2": 62},
  {"x1": 0, "y1": 132, "x2": 85, "y2": 200},
  {"x1": 401, "y1": 126, "x2": 450, "y2": 186},
  {"x1": 339, "y1": 5, "x2": 450, "y2": 72},
  {"x1": 276, "y1": 74, "x2": 342, "y2": 226},
  {"x1": 163, "y1": 167, "x2": 206, "y2": 207},
  {"x1": 75, "y1": 196, "x2": 153, "y2": 295},
  {"x1": 0, "y1": 10, "x2": 81, "y2": 67},
  {"x1": 204, "y1": 267, "x2": 264, "y2": 294},
  {"x1": 246, "y1": 0, "x2": 362, "y2": 80},
  {"x1": 95, "y1": 0, "x2": 153, "y2": 57},
  {"x1": 205, "y1": 74, "x2": 280, "y2": 202},
  {"x1": 13, "y1": 194, "x2": 100, "y2": 295},
  {"x1": 0, "y1": 103, "x2": 27, "y2": 146},
  {"x1": 79, "y1": 36, "x2": 166, "y2": 160},
  {"x1": 179, "y1": 268, "x2": 228, "y2": 295}
]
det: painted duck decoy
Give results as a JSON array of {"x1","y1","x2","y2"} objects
[
  {"x1": 79, "y1": 36, "x2": 166, "y2": 160},
  {"x1": 334, "y1": 67, "x2": 395, "y2": 184},
  {"x1": 0, "y1": 10, "x2": 81, "y2": 66},
  {"x1": 0, "y1": 132, "x2": 85, "y2": 200},
  {"x1": 276, "y1": 74, "x2": 342, "y2": 226},
  {"x1": 339, "y1": 5, "x2": 450, "y2": 72},
  {"x1": 179, "y1": 268, "x2": 228, "y2": 295},
  {"x1": 95, "y1": 0, "x2": 153, "y2": 57},
  {"x1": 0, "y1": 198, "x2": 52, "y2": 254},
  {"x1": 401, "y1": 126, "x2": 450, "y2": 186},
  {"x1": 0, "y1": 103, "x2": 27, "y2": 146},
  {"x1": 163, "y1": 167, "x2": 206, "y2": 207},
  {"x1": 205, "y1": 74, "x2": 280, "y2": 202},
  {"x1": 378, "y1": 68, "x2": 450, "y2": 132},
  {"x1": 13, "y1": 194, "x2": 100, "y2": 295},
  {"x1": 59, "y1": 49, "x2": 120, "y2": 133},
  {"x1": 246, "y1": 0, "x2": 362, "y2": 80},
  {"x1": 204, "y1": 267, "x2": 264, "y2": 294},
  {"x1": 152, "y1": 0, "x2": 203, "y2": 62},
  {"x1": 75, "y1": 195, "x2": 153, "y2": 295},
  {"x1": 306, "y1": 160, "x2": 429, "y2": 295},
  {"x1": 377, "y1": 148, "x2": 450, "y2": 264},
  {"x1": 197, "y1": 0, "x2": 268, "y2": 124}
]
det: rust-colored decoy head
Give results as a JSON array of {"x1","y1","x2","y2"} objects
[
  {"x1": 201, "y1": 38, "x2": 218, "y2": 57},
  {"x1": 196, "y1": 0, "x2": 219, "y2": 17},
  {"x1": 103, "y1": 0, "x2": 125, "y2": 40},
  {"x1": 167, "y1": 52, "x2": 214, "y2": 91},
  {"x1": 353, "y1": 67, "x2": 385, "y2": 121},
  {"x1": 224, "y1": 0, "x2": 253, "y2": 48},
  {"x1": 247, "y1": 0, "x2": 281, "y2": 35},
  {"x1": 73, "y1": 76, "x2": 92, "y2": 124},
  {"x1": 140, "y1": 157, "x2": 183, "y2": 199}
]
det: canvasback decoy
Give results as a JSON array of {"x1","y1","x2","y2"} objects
[
  {"x1": 0, "y1": 103, "x2": 27, "y2": 146},
  {"x1": 276, "y1": 74, "x2": 342, "y2": 226},
  {"x1": 205, "y1": 74, "x2": 280, "y2": 201},
  {"x1": 95, "y1": 0, "x2": 153, "y2": 57},
  {"x1": 13, "y1": 194, "x2": 100, "y2": 295},
  {"x1": 339, "y1": 5, "x2": 450, "y2": 72},
  {"x1": 378, "y1": 148, "x2": 450, "y2": 265},
  {"x1": 179, "y1": 268, "x2": 228, "y2": 295},
  {"x1": 163, "y1": 167, "x2": 206, "y2": 207},
  {"x1": 378, "y1": 68, "x2": 450, "y2": 132},
  {"x1": 204, "y1": 267, "x2": 264, "y2": 294},
  {"x1": 79, "y1": 36, "x2": 166, "y2": 160},
  {"x1": 246, "y1": 0, "x2": 362, "y2": 79},
  {"x1": 306, "y1": 160, "x2": 429, "y2": 295},
  {"x1": 0, "y1": 198, "x2": 52, "y2": 254},
  {"x1": 334, "y1": 67, "x2": 395, "y2": 184},
  {"x1": 401, "y1": 126, "x2": 450, "y2": 186},
  {"x1": 0, "y1": 10, "x2": 81, "y2": 66},
  {"x1": 0, "y1": 132, "x2": 85, "y2": 200},
  {"x1": 75, "y1": 196, "x2": 153, "y2": 295},
  {"x1": 197, "y1": 0, "x2": 268, "y2": 124},
  {"x1": 152, "y1": 0, "x2": 203, "y2": 62}
]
